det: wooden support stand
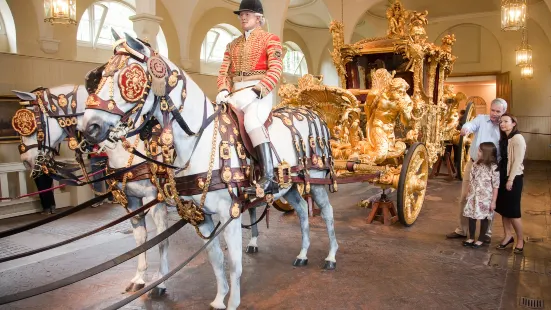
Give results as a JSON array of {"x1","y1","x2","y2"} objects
[
  {"x1": 366, "y1": 191, "x2": 398, "y2": 226},
  {"x1": 430, "y1": 144, "x2": 457, "y2": 180}
]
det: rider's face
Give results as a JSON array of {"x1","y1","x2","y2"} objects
[{"x1": 239, "y1": 11, "x2": 259, "y2": 31}]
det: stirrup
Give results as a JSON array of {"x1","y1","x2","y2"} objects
[{"x1": 244, "y1": 179, "x2": 278, "y2": 198}]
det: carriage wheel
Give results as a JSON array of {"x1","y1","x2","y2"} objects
[
  {"x1": 397, "y1": 142, "x2": 429, "y2": 226},
  {"x1": 455, "y1": 101, "x2": 475, "y2": 180},
  {"x1": 273, "y1": 198, "x2": 294, "y2": 212}
]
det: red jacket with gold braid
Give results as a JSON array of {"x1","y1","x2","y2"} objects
[{"x1": 217, "y1": 27, "x2": 283, "y2": 98}]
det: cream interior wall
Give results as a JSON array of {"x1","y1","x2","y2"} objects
[
  {"x1": 427, "y1": 16, "x2": 551, "y2": 117},
  {"x1": 0, "y1": 34, "x2": 8, "y2": 52},
  {"x1": 435, "y1": 24, "x2": 502, "y2": 73},
  {"x1": 446, "y1": 83, "x2": 497, "y2": 114}
]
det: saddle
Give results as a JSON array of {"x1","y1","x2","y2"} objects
[{"x1": 228, "y1": 104, "x2": 273, "y2": 161}]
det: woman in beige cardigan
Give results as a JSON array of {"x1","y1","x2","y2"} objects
[{"x1": 495, "y1": 113, "x2": 526, "y2": 254}]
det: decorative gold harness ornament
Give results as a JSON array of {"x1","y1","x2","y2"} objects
[{"x1": 12, "y1": 109, "x2": 37, "y2": 136}]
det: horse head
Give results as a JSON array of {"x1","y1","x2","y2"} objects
[
  {"x1": 82, "y1": 30, "x2": 161, "y2": 144},
  {"x1": 12, "y1": 90, "x2": 41, "y2": 170},
  {"x1": 12, "y1": 85, "x2": 88, "y2": 175}
]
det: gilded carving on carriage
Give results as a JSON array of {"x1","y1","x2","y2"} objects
[
  {"x1": 441, "y1": 85, "x2": 466, "y2": 142},
  {"x1": 279, "y1": 0, "x2": 456, "y2": 226}
]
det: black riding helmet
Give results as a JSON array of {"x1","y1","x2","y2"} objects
[{"x1": 233, "y1": 0, "x2": 263, "y2": 15}]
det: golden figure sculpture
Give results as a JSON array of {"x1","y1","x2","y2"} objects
[
  {"x1": 387, "y1": 1, "x2": 407, "y2": 38},
  {"x1": 441, "y1": 85, "x2": 466, "y2": 142},
  {"x1": 355, "y1": 70, "x2": 415, "y2": 164}
]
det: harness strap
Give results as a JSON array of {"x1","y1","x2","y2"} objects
[
  {"x1": 48, "y1": 160, "x2": 148, "y2": 186},
  {"x1": 0, "y1": 193, "x2": 110, "y2": 239},
  {"x1": 0, "y1": 218, "x2": 187, "y2": 306},
  {"x1": 241, "y1": 205, "x2": 270, "y2": 229},
  {"x1": 169, "y1": 100, "x2": 196, "y2": 136},
  {"x1": 0, "y1": 197, "x2": 159, "y2": 263}
]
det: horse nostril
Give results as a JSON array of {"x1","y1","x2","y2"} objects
[
  {"x1": 87, "y1": 123, "x2": 100, "y2": 137},
  {"x1": 23, "y1": 161, "x2": 31, "y2": 170}
]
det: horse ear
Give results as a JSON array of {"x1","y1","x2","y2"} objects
[
  {"x1": 12, "y1": 90, "x2": 36, "y2": 101},
  {"x1": 111, "y1": 28, "x2": 121, "y2": 41},
  {"x1": 124, "y1": 32, "x2": 146, "y2": 54}
]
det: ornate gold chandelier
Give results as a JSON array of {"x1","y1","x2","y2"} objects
[
  {"x1": 44, "y1": 0, "x2": 77, "y2": 25},
  {"x1": 520, "y1": 64, "x2": 533, "y2": 79},
  {"x1": 515, "y1": 29, "x2": 532, "y2": 66},
  {"x1": 501, "y1": 0, "x2": 527, "y2": 31}
]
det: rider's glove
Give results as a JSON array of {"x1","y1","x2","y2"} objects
[{"x1": 215, "y1": 90, "x2": 229, "y2": 105}]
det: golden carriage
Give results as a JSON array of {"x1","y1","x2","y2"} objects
[{"x1": 276, "y1": 0, "x2": 463, "y2": 226}]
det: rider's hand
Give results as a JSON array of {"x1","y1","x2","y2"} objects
[
  {"x1": 460, "y1": 127, "x2": 470, "y2": 136},
  {"x1": 215, "y1": 90, "x2": 229, "y2": 105}
]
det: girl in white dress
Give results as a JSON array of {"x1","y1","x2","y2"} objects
[{"x1": 462, "y1": 142, "x2": 500, "y2": 248}]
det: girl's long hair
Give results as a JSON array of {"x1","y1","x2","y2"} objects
[{"x1": 477, "y1": 142, "x2": 498, "y2": 167}]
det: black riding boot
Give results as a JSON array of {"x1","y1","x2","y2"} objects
[{"x1": 244, "y1": 142, "x2": 278, "y2": 197}]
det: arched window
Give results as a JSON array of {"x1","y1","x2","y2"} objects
[
  {"x1": 200, "y1": 24, "x2": 240, "y2": 74},
  {"x1": 77, "y1": 1, "x2": 168, "y2": 57},
  {"x1": 201, "y1": 24, "x2": 240, "y2": 63},
  {"x1": 283, "y1": 42, "x2": 307, "y2": 76},
  {"x1": 0, "y1": 0, "x2": 16, "y2": 53},
  {"x1": 0, "y1": 12, "x2": 8, "y2": 52}
]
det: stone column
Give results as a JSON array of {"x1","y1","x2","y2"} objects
[{"x1": 129, "y1": 0, "x2": 163, "y2": 49}]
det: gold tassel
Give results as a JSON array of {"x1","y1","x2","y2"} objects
[
  {"x1": 150, "y1": 75, "x2": 166, "y2": 97},
  {"x1": 147, "y1": 56, "x2": 168, "y2": 97}
]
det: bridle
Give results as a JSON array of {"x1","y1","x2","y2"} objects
[
  {"x1": 13, "y1": 86, "x2": 83, "y2": 177},
  {"x1": 84, "y1": 39, "x2": 212, "y2": 170}
]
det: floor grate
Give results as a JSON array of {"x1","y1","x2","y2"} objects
[{"x1": 519, "y1": 297, "x2": 544, "y2": 309}]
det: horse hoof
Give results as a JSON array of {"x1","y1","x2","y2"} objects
[
  {"x1": 148, "y1": 287, "x2": 166, "y2": 298},
  {"x1": 293, "y1": 258, "x2": 308, "y2": 267},
  {"x1": 323, "y1": 261, "x2": 336, "y2": 270},
  {"x1": 246, "y1": 246, "x2": 259, "y2": 254},
  {"x1": 125, "y1": 283, "x2": 145, "y2": 292}
]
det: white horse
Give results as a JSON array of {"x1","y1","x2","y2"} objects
[
  {"x1": 13, "y1": 84, "x2": 170, "y2": 297},
  {"x1": 81, "y1": 33, "x2": 339, "y2": 310}
]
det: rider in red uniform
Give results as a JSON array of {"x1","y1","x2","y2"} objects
[{"x1": 216, "y1": 0, "x2": 283, "y2": 196}]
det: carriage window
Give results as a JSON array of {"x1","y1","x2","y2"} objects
[
  {"x1": 283, "y1": 42, "x2": 307, "y2": 76},
  {"x1": 201, "y1": 25, "x2": 240, "y2": 63},
  {"x1": 77, "y1": 1, "x2": 168, "y2": 57}
]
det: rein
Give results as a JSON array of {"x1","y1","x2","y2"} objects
[{"x1": 0, "y1": 197, "x2": 159, "y2": 263}]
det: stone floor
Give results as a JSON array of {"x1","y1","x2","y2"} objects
[{"x1": 0, "y1": 161, "x2": 550, "y2": 310}]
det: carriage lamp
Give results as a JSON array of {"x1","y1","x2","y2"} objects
[
  {"x1": 520, "y1": 64, "x2": 533, "y2": 79},
  {"x1": 501, "y1": 0, "x2": 527, "y2": 31},
  {"x1": 515, "y1": 29, "x2": 532, "y2": 66},
  {"x1": 44, "y1": 0, "x2": 77, "y2": 25}
]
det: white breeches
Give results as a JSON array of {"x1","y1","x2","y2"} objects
[{"x1": 231, "y1": 80, "x2": 273, "y2": 147}]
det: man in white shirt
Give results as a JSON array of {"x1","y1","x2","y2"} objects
[{"x1": 446, "y1": 98, "x2": 507, "y2": 243}]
